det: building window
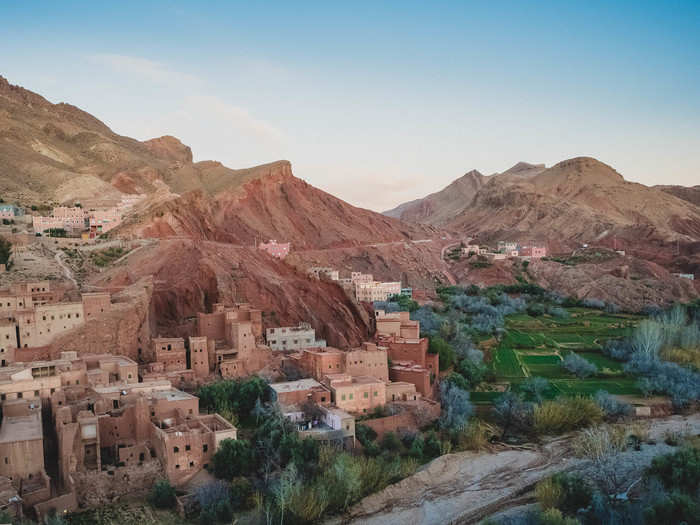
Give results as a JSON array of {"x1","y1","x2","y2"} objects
[
  {"x1": 34, "y1": 390, "x2": 39, "y2": 397},
  {"x1": 203, "y1": 444, "x2": 208, "y2": 452},
  {"x1": 173, "y1": 447, "x2": 179, "y2": 453},
  {"x1": 341, "y1": 394, "x2": 346, "y2": 401},
  {"x1": 175, "y1": 464, "x2": 180, "y2": 469},
  {"x1": 349, "y1": 393, "x2": 353, "y2": 400},
  {"x1": 185, "y1": 445, "x2": 191, "y2": 451},
  {"x1": 17, "y1": 392, "x2": 22, "y2": 399},
  {"x1": 363, "y1": 392, "x2": 368, "y2": 398}
]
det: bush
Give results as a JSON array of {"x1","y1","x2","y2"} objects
[
  {"x1": 439, "y1": 381, "x2": 473, "y2": 431},
  {"x1": 429, "y1": 336, "x2": 456, "y2": 371},
  {"x1": 456, "y1": 419, "x2": 498, "y2": 451},
  {"x1": 149, "y1": 479, "x2": 176, "y2": 508},
  {"x1": 527, "y1": 303, "x2": 545, "y2": 317},
  {"x1": 594, "y1": 390, "x2": 632, "y2": 420},
  {"x1": 520, "y1": 377, "x2": 551, "y2": 404},
  {"x1": 561, "y1": 353, "x2": 597, "y2": 379},
  {"x1": 230, "y1": 477, "x2": 254, "y2": 510},
  {"x1": 533, "y1": 397, "x2": 603, "y2": 435},
  {"x1": 380, "y1": 431, "x2": 401, "y2": 452},
  {"x1": 572, "y1": 424, "x2": 629, "y2": 460},
  {"x1": 211, "y1": 438, "x2": 254, "y2": 479},
  {"x1": 492, "y1": 391, "x2": 533, "y2": 439},
  {"x1": 645, "y1": 447, "x2": 700, "y2": 494},
  {"x1": 535, "y1": 477, "x2": 563, "y2": 510}
]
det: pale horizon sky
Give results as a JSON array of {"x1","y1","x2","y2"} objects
[{"x1": 2, "y1": 1, "x2": 699, "y2": 211}]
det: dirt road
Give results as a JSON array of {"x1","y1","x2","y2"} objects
[{"x1": 332, "y1": 414, "x2": 700, "y2": 525}]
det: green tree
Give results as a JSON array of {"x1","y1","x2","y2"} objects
[
  {"x1": 0, "y1": 237, "x2": 11, "y2": 268},
  {"x1": 149, "y1": 479, "x2": 176, "y2": 508},
  {"x1": 429, "y1": 336, "x2": 456, "y2": 371},
  {"x1": 212, "y1": 438, "x2": 254, "y2": 479}
]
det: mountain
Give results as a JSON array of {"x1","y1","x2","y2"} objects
[
  {"x1": 384, "y1": 157, "x2": 700, "y2": 249},
  {"x1": 656, "y1": 185, "x2": 700, "y2": 208},
  {"x1": 0, "y1": 75, "x2": 435, "y2": 249},
  {"x1": 382, "y1": 162, "x2": 545, "y2": 224}
]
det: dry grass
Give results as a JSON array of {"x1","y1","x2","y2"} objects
[
  {"x1": 457, "y1": 420, "x2": 499, "y2": 451},
  {"x1": 535, "y1": 477, "x2": 563, "y2": 510},
  {"x1": 572, "y1": 424, "x2": 628, "y2": 460},
  {"x1": 534, "y1": 397, "x2": 603, "y2": 435},
  {"x1": 661, "y1": 347, "x2": 700, "y2": 371}
]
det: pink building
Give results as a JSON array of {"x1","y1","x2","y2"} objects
[
  {"x1": 89, "y1": 209, "x2": 122, "y2": 237},
  {"x1": 258, "y1": 240, "x2": 290, "y2": 259},
  {"x1": 520, "y1": 245, "x2": 547, "y2": 258}
]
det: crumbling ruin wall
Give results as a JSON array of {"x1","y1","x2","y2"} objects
[
  {"x1": 46, "y1": 278, "x2": 153, "y2": 362},
  {"x1": 71, "y1": 458, "x2": 163, "y2": 507}
]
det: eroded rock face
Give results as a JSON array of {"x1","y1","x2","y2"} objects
[
  {"x1": 45, "y1": 278, "x2": 154, "y2": 361},
  {"x1": 92, "y1": 240, "x2": 373, "y2": 348}
]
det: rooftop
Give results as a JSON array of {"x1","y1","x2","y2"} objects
[
  {"x1": 0, "y1": 411, "x2": 42, "y2": 443},
  {"x1": 270, "y1": 378, "x2": 323, "y2": 393}
]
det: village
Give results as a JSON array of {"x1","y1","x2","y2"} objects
[
  {"x1": 0, "y1": 237, "x2": 439, "y2": 521},
  {"x1": 0, "y1": 200, "x2": 698, "y2": 524}
]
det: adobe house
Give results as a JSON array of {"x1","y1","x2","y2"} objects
[
  {"x1": 375, "y1": 310, "x2": 438, "y2": 398},
  {"x1": 0, "y1": 400, "x2": 51, "y2": 509}
]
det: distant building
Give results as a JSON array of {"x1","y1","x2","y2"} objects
[
  {"x1": 355, "y1": 281, "x2": 401, "y2": 302},
  {"x1": 519, "y1": 245, "x2": 547, "y2": 258},
  {"x1": 0, "y1": 205, "x2": 22, "y2": 219},
  {"x1": 673, "y1": 273, "x2": 695, "y2": 281},
  {"x1": 266, "y1": 323, "x2": 326, "y2": 351},
  {"x1": 258, "y1": 240, "x2": 290, "y2": 259},
  {"x1": 307, "y1": 267, "x2": 339, "y2": 281},
  {"x1": 400, "y1": 287, "x2": 413, "y2": 298},
  {"x1": 498, "y1": 241, "x2": 519, "y2": 253}
]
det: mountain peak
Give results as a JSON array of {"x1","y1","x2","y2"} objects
[
  {"x1": 537, "y1": 157, "x2": 625, "y2": 186},
  {"x1": 143, "y1": 135, "x2": 193, "y2": 164}
]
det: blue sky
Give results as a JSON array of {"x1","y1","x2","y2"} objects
[{"x1": 2, "y1": 1, "x2": 699, "y2": 210}]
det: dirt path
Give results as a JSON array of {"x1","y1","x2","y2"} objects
[
  {"x1": 332, "y1": 414, "x2": 700, "y2": 525},
  {"x1": 54, "y1": 250, "x2": 78, "y2": 288}
]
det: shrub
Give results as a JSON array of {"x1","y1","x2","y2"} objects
[
  {"x1": 429, "y1": 336, "x2": 456, "y2": 371},
  {"x1": 527, "y1": 303, "x2": 545, "y2": 317},
  {"x1": 533, "y1": 397, "x2": 603, "y2": 435},
  {"x1": 538, "y1": 508, "x2": 580, "y2": 525},
  {"x1": 211, "y1": 438, "x2": 254, "y2": 479},
  {"x1": 424, "y1": 431, "x2": 442, "y2": 458},
  {"x1": 439, "y1": 381, "x2": 473, "y2": 431},
  {"x1": 593, "y1": 390, "x2": 632, "y2": 420},
  {"x1": 561, "y1": 353, "x2": 597, "y2": 379},
  {"x1": 535, "y1": 477, "x2": 563, "y2": 510},
  {"x1": 457, "y1": 419, "x2": 498, "y2": 451},
  {"x1": 230, "y1": 477, "x2": 254, "y2": 510},
  {"x1": 572, "y1": 424, "x2": 629, "y2": 460},
  {"x1": 380, "y1": 431, "x2": 401, "y2": 452},
  {"x1": 646, "y1": 447, "x2": 700, "y2": 494},
  {"x1": 356, "y1": 424, "x2": 378, "y2": 446},
  {"x1": 409, "y1": 435, "x2": 425, "y2": 459},
  {"x1": 149, "y1": 479, "x2": 176, "y2": 508},
  {"x1": 492, "y1": 391, "x2": 533, "y2": 439},
  {"x1": 520, "y1": 377, "x2": 551, "y2": 404}
]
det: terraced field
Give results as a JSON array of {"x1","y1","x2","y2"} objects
[{"x1": 476, "y1": 308, "x2": 643, "y2": 402}]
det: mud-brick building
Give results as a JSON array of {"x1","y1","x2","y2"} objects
[{"x1": 375, "y1": 310, "x2": 438, "y2": 398}]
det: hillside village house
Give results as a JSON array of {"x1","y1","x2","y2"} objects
[
  {"x1": 355, "y1": 281, "x2": 402, "y2": 302},
  {"x1": 0, "y1": 205, "x2": 22, "y2": 219},
  {"x1": 266, "y1": 323, "x2": 326, "y2": 351}
]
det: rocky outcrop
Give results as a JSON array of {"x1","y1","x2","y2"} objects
[
  {"x1": 142, "y1": 135, "x2": 193, "y2": 164},
  {"x1": 92, "y1": 239, "x2": 373, "y2": 348},
  {"x1": 45, "y1": 278, "x2": 154, "y2": 361}
]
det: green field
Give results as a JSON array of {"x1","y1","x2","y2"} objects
[{"x1": 483, "y1": 307, "x2": 642, "y2": 400}]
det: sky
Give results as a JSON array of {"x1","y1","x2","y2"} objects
[{"x1": 1, "y1": 1, "x2": 699, "y2": 211}]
